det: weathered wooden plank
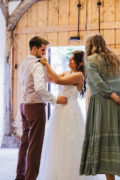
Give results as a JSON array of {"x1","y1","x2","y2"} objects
[
  {"x1": 104, "y1": 0, "x2": 115, "y2": 22},
  {"x1": 69, "y1": 0, "x2": 78, "y2": 25},
  {"x1": 80, "y1": 0, "x2": 86, "y2": 24},
  {"x1": 91, "y1": 0, "x2": 98, "y2": 24},
  {"x1": 79, "y1": 31, "x2": 86, "y2": 45},
  {"x1": 16, "y1": 35, "x2": 27, "y2": 65},
  {"x1": 59, "y1": 0, "x2": 69, "y2": 25},
  {"x1": 104, "y1": 30, "x2": 115, "y2": 45},
  {"x1": 38, "y1": 0, "x2": 48, "y2": 26},
  {"x1": 37, "y1": 32, "x2": 48, "y2": 40},
  {"x1": 48, "y1": 0, "x2": 59, "y2": 26},
  {"x1": 116, "y1": 45, "x2": 120, "y2": 49},
  {"x1": 115, "y1": 30, "x2": 120, "y2": 45},
  {"x1": 91, "y1": 0, "x2": 104, "y2": 24},
  {"x1": 87, "y1": 0, "x2": 92, "y2": 24},
  {"x1": 13, "y1": 24, "x2": 83, "y2": 34},
  {"x1": 100, "y1": 0, "x2": 104, "y2": 23},
  {"x1": 27, "y1": 2, "x2": 38, "y2": 27},
  {"x1": 116, "y1": 0, "x2": 120, "y2": 21},
  {"x1": 16, "y1": 34, "x2": 27, "y2": 114},
  {"x1": 58, "y1": 32, "x2": 69, "y2": 46},
  {"x1": 47, "y1": 33, "x2": 58, "y2": 46},
  {"x1": 13, "y1": 22, "x2": 120, "y2": 35}
]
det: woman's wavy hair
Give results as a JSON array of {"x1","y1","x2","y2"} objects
[
  {"x1": 85, "y1": 33, "x2": 120, "y2": 75},
  {"x1": 72, "y1": 50, "x2": 86, "y2": 96}
]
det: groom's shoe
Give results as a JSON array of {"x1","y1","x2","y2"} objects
[{"x1": 15, "y1": 174, "x2": 25, "y2": 180}]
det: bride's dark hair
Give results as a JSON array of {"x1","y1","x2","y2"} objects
[{"x1": 72, "y1": 50, "x2": 86, "y2": 96}]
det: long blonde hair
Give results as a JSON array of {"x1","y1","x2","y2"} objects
[{"x1": 85, "y1": 33, "x2": 120, "y2": 75}]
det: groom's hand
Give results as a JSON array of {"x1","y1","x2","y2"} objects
[{"x1": 57, "y1": 96, "x2": 68, "y2": 104}]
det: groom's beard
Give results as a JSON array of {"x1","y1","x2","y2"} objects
[
  {"x1": 36, "y1": 55, "x2": 42, "y2": 58},
  {"x1": 36, "y1": 52, "x2": 42, "y2": 58},
  {"x1": 36, "y1": 55, "x2": 45, "y2": 58}
]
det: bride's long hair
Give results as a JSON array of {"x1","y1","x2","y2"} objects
[{"x1": 72, "y1": 50, "x2": 86, "y2": 96}]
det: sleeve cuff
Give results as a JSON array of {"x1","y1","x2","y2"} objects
[{"x1": 51, "y1": 96, "x2": 57, "y2": 104}]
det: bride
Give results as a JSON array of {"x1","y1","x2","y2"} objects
[{"x1": 38, "y1": 50, "x2": 86, "y2": 180}]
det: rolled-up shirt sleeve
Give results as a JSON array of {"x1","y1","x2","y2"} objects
[
  {"x1": 85, "y1": 59, "x2": 113, "y2": 97},
  {"x1": 31, "y1": 62, "x2": 57, "y2": 104}
]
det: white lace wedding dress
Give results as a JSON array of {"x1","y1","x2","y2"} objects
[{"x1": 37, "y1": 85, "x2": 86, "y2": 180}]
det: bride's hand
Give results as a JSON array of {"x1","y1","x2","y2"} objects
[{"x1": 40, "y1": 58, "x2": 48, "y2": 66}]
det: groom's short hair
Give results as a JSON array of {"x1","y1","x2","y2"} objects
[{"x1": 29, "y1": 36, "x2": 49, "y2": 50}]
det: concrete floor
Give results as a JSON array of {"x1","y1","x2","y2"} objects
[
  {"x1": 0, "y1": 148, "x2": 18, "y2": 180},
  {"x1": 0, "y1": 148, "x2": 120, "y2": 180}
]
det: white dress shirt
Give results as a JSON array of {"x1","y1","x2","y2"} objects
[{"x1": 19, "y1": 55, "x2": 57, "y2": 104}]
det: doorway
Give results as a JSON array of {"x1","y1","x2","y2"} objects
[{"x1": 47, "y1": 46, "x2": 86, "y2": 121}]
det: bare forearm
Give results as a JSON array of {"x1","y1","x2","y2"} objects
[
  {"x1": 43, "y1": 61, "x2": 83, "y2": 85},
  {"x1": 46, "y1": 63, "x2": 60, "y2": 83}
]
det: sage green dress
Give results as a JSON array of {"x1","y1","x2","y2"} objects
[{"x1": 80, "y1": 54, "x2": 120, "y2": 176}]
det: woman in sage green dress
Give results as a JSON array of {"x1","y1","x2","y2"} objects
[{"x1": 80, "y1": 33, "x2": 120, "y2": 180}]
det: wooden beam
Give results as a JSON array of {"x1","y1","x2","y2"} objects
[
  {"x1": 88, "y1": 22, "x2": 120, "y2": 31},
  {"x1": 8, "y1": 0, "x2": 48, "y2": 31},
  {"x1": 0, "y1": 0, "x2": 6, "y2": 18},
  {"x1": 13, "y1": 22, "x2": 120, "y2": 35},
  {"x1": 8, "y1": 0, "x2": 21, "y2": 1},
  {"x1": 13, "y1": 25, "x2": 81, "y2": 34}
]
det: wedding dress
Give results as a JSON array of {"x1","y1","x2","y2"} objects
[{"x1": 38, "y1": 85, "x2": 106, "y2": 180}]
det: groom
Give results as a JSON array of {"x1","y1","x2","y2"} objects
[{"x1": 15, "y1": 36, "x2": 67, "y2": 180}]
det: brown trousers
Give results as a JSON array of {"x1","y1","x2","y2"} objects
[{"x1": 16, "y1": 103, "x2": 46, "y2": 180}]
